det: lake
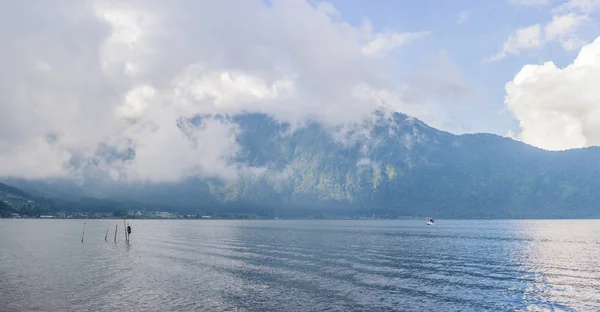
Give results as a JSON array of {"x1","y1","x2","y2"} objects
[{"x1": 0, "y1": 219, "x2": 599, "y2": 311}]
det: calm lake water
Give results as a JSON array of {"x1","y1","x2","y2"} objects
[{"x1": 0, "y1": 219, "x2": 599, "y2": 311}]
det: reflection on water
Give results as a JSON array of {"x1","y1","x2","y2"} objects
[
  {"x1": 0, "y1": 219, "x2": 599, "y2": 311},
  {"x1": 517, "y1": 220, "x2": 600, "y2": 311}
]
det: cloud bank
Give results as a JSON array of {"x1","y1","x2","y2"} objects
[
  {"x1": 0, "y1": 0, "x2": 433, "y2": 182},
  {"x1": 505, "y1": 36, "x2": 600, "y2": 150}
]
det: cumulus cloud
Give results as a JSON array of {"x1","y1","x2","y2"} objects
[
  {"x1": 493, "y1": 0, "x2": 598, "y2": 60},
  {"x1": 505, "y1": 36, "x2": 600, "y2": 150},
  {"x1": 0, "y1": 0, "x2": 432, "y2": 182}
]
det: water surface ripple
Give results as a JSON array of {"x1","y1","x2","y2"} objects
[{"x1": 0, "y1": 219, "x2": 599, "y2": 311}]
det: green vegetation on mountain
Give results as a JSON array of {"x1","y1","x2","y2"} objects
[
  {"x1": 0, "y1": 200, "x2": 11, "y2": 218},
  {"x1": 4, "y1": 112, "x2": 600, "y2": 218},
  {"x1": 0, "y1": 182, "x2": 50, "y2": 217}
]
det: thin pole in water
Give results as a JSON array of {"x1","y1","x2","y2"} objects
[
  {"x1": 81, "y1": 222, "x2": 86, "y2": 243},
  {"x1": 114, "y1": 224, "x2": 118, "y2": 243},
  {"x1": 123, "y1": 218, "x2": 128, "y2": 243},
  {"x1": 105, "y1": 229, "x2": 108, "y2": 242}
]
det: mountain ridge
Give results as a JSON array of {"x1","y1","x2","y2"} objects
[{"x1": 2, "y1": 112, "x2": 600, "y2": 218}]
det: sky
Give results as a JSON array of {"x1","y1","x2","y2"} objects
[
  {"x1": 0, "y1": 0, "x2": 599, "y2": 182},
  {"x1": 324, "y1": 0, "x2": 600, "y2": 138}
]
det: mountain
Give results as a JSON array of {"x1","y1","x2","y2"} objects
[
  {"x1": 3, "y1": 112, "x2": 600, "y2": 218},
  {"x1": 0, "y1": 182, "x2": 48, "y2": 217}
]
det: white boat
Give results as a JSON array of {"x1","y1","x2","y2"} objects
[{"x1": 426, "y1": 218, "x2": 435, "y2": 225}]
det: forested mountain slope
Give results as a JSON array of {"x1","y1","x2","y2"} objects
[{"x1": 4, "y1": 112, "x2": 600, "y2": 218}]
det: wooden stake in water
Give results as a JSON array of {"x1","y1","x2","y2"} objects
[
  {"x1": 123, "y1": 218, "x2": 128, "y2": 243},
  {"x1": 105, "y1": 229, "x2": 108, "y2": 242},
  {"x1": 81, "y1": 222, "x2": 86, "y2": 243},
  {"x1": 114, "y1": 224, "x2": 118, "y2": 243}
]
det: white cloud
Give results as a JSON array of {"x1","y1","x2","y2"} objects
[
  {"x1": 494, "y1": 0, "x2": 597, "y2": 60},
  {"x1": 362, "y1": 31, "x2": 430, "y2": 57},
  {"x1": 122, "y1": 116, "x2": 245, "y2": 182},
  {"x1": 545, "y1": 13, "x2": 586, "y2": 40},
  {"x1": 554, "y1": 0, "x2": 600, "y2": 14},
  {"x1": 545, "y1": 13, "x2": 587, "y2": 50},
  {"x1": 505, "y1": 36, "x2": 600, "y2": 150},
  {"x1": 173, "y1": 67, "x2": 296, "y2": 118},
  {"x1": 120, "y1": 85, "x2": 156, "y2": 119},
  {"x1": 508, "y1": 0, "x2": 551, "y2": 6},
  {"x1": 0, "y1": 0, "x2": 433, "y2": 182},
  {"x1": 456, "y1": 11, "x2": 472, "y2": 25},
  {"x1": 490, "y1": 24, "x2": 543, "y2": 60},
  {"x1": 0, "y1": 138, "x2": 71, "y2": 179}
]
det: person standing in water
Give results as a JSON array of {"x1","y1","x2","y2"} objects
[{"x1": 127, "y1": 224, "x2": 132, "y2": 237}]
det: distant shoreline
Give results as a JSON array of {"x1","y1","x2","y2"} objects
[{"x1": 3, "y1": 216, "x2": 599, "y2": 220}]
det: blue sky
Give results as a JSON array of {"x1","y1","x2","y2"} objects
[
  {"x1": 319, "y1": 0, "x2": 600, "y2": 136},
  {"x1": 1, "y1": 0, "x2": 600, "y2": 180}
]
